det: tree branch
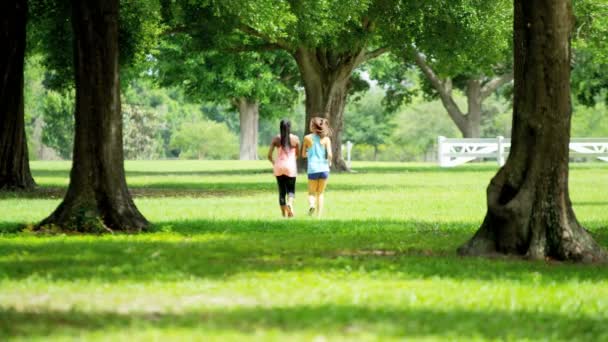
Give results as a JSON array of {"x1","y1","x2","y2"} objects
[
  {"x1": 237, "y1": 24, "x2": 292, "y2": 51},
  {"x1": 412, "y1": 50, "x2": 468, "y2": 133},
  {"x1": 361, "y1": 47, "x2": 389, "y2": 63},
  {"x1": 222, "y1": 43, "x2": 285, "y2": 53},
  {"x1": 480, "y1": 72, "x2": 514, "y2": 99}
]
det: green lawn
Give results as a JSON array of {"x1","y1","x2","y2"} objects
[{"x1": 1, "y1": 160, "x2": 607, "y2": 341}]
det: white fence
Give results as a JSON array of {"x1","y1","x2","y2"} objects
[{"x1": 438, "y1": 136, "x2": 608, "y2": 167}]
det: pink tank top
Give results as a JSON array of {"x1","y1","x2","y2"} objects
[{"x1": 273, "y1": 146, "x2": 297, "y2": 177}]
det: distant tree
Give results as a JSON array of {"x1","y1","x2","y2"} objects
[
  {"x1": 458, "y1": 0, "x2": 606, "y2": 262},
  {"x1": 170, "y1": 118, "x2": 238, "y2": 160},
  {"x1": 0, "y1": 0, "x2": 35, "y2": 190},
  {"x1": 344, "y1": 89, "x2": 396, "y2": 160},
  {"x1": 370, "y1": 0, "x2": 513, "y2": 138},
  {"x1": 571, "y1": 100, "x2": 608, "y2": 137},
  {"x1": 156, "y1": 40, "x2": 298, "y2": 160},
  {"x1": 41, "y1": 90, "x2": 74, "y2": 159},
  {"x1": 390, "y1": 99, "x2": 461, "y2": 161},
  {"x1": 122, "y1": 104, "x2": 162, "y2": 160}
]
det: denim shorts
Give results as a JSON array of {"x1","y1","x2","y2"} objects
[{"x1": 308, "y1": 171, "x2": 329, "y2": 180}]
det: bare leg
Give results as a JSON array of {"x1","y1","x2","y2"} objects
[
  {"x1": 316, "y1": 193, "x2": 324, "y2": 217},
  {"x1": 308, "y1": 179, "x2": 318, "y2": 215},
  {"x1": 285, "y1": 177, "x2": 296, "y2": 217},
  {"x1": 316, "y1": 179, "x2": 328, "y2": 218},
  {"x1": 287, "y1": 195, "x2": 295, "y2": 217}
]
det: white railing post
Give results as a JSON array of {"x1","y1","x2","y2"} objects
[
  {"x1": 346, "y1": 141, "x2": 353, "y2": 168},
  {"x1": 497, "y1": 136, "x2": 505, "y2": 166},
  {"x1": 438, "y1": 136, "x2": 447, "y2": 167}
]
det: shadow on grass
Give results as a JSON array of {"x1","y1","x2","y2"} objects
[
  {"x1": 32, "y1": 168, "x2": 272, "y2": 178},
  {"x1": 350, "y1": 163, "x2": 499, "y2": 174},
  {"x1": 0, "y1": 181, "x2": 409, "y2": 199},
  {"x1": 30, "y1": 164, "x2": 498, "y2": 178},
  {"x1": 352, "y1": 162, "x2": 608, "y2": 174},
  {"x1": 574, "y1": 201, "x2": 608, "y2": 207},
  {"x1": 0, "y1": 219, "x2": 607, "y2": 284},
  {"x1": 1, "y1": 304, "x2": 605, "y2": 340}
]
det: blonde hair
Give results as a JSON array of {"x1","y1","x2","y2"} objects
[{"x1": 309, "y1": 116, "x2": 332, "y2": 138}]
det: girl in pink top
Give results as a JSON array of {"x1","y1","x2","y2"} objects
[{"x1": 267, "y1": 119, "x2": 300, "y2": 217}]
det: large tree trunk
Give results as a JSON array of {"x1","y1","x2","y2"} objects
[
  {"x1": 458, "y1": 0, "x2": 606, "y2": 262},
  {"x1": 237, "y1": 97, "x2": 259, "y2": 160},
  {"x1": 39, "y1": 0, "x2": 148, "y2": 232},
  {"x1": 0, "y1": 0, "x2": 35, "y2": 190},
  {"x1": 294, "y1": 48, "x2": 364, "y2": 171}
]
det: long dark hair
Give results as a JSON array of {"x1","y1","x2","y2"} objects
[{"x1": 280, "y1": 119, "x2": 291, "y2": 151}]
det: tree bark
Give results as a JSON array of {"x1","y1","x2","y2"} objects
[
  {"x1": 294, "y1": 48, "x2": 365, "y2": 171},
  {"x1": 458, "y1": 0, "x2": 606, "y2": 262},
  {"x1": 39, "y1": 0, "x2": 148, "y2": 233},
  {"x1": 237, "y1": 97, "x2": 259, "y2": 160},
  {"x1": 0, "y1": 0, "x2": 35, "y2": 190},
  {"x1": 465, "y1": 78, "x2": 482, "y2": 138}
]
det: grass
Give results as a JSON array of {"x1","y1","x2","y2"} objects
[{"x1": 1, "y1": 160, "x2": 607, "y2": 341}]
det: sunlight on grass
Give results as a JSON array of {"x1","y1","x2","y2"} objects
[{"x1": 1, "y1": 161, "x2": 607, "y2": 341}]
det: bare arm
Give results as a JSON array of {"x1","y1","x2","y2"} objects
[
  {"x1": 325, "y1": 138, "x2": 333, "y2": 166},
  {"x1": 267, "y1": 138, "x2": 276, "y2": 164},
  {"x1": 301, "y1": 135, "x2": 311, "y2": 158},
  {"x1": 293, "y1": 137, "x2": 300, "y2": 160}
]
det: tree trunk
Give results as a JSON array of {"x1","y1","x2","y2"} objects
[
  {"x1": 458, "y1": 0, "x2": 606, "y2": 262},
  {"x1": 237, "y1": 97, "x2": 259, "y2": 160},
  {"x1": 464, "y1": 78, "x2": 482, "y2": 138},
  {"x1": 39, "y1": 0, "x2": 148, "y2": 233},
  {"x1": 294, "y1": 48, "x2": 365, "y2": 171},
  {"x1": 0, "y1": 0, "x2": 35, "y2": 190}
]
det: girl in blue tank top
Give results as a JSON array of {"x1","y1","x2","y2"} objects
[{"x1": 301, "y1": 117, "x2": 332, "y2": 217}]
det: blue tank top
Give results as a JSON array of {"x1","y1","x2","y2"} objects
[{"x1": 307, "y1": 134, "x2": 330, "y2": 174}]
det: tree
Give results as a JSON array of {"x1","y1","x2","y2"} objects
[
  {"x1": 390, "y1": 99, "x2": 461, "y2": 162},
  {"x1": 156, "y1": 38, "x2": 298, "y2": 160},
  {"x1": 170, "y1": 117, "x2": 238, "y2": 160},
  {"x1": 41, "y1": 90, "x2": 74, "y2": 159},
  {"x1": 122, "y1": 104, "x2": 162, "y2": 160},
  {"x1": 344, "y1": 89, "x2": 395, "y2": 160},
  {"x1": 411, "y1": 53, "x2": 512, "y2": 138},
  {"x1": 0, "y1": 0, "x2": 36, "y2": 190},
  {"x1": 370, "y1": 0, "x2": 514, "y2": 138},
  {"x1": 39, "y1": 0, "x2": 148, "y2": 232},
  {"x1": 161, "y1": 0, "x2": 399, "y2": 170},
  {"x1": 458, "y1": 0, "x2": 606, "y2": 262}
]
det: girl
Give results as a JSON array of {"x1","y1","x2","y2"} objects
[
  {"x1": 268, "y1": 119, "x2": 299, "y2": 217},
  {"x1": 302, "y1": 116, "x2": 332, "y2": 217}
]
